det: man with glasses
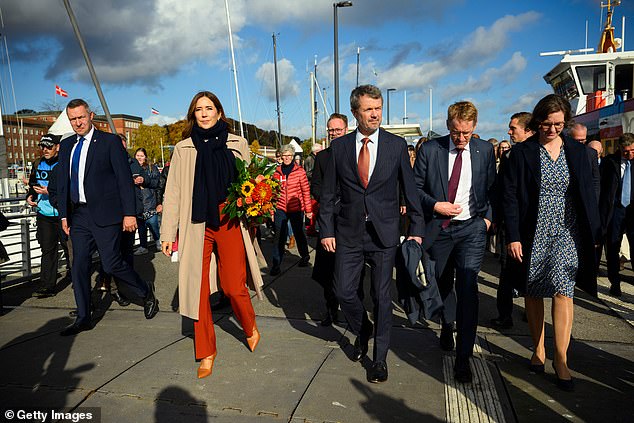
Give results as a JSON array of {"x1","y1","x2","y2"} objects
[
  {"x1": 413, "y1": 101, "x2": 496, "y2": 383},
  {"x1": 569, "y1": 122, "x2": 588, "y2": 144},
  {"x1": 311, "y1": 113, "x2": 350, "y2": 326},
  {"x1": 27, "y1": 133, "x2": 70, "y2": 297},
  {"x1": 56, "y1": 98, "x2": 159, "y2": 336}
]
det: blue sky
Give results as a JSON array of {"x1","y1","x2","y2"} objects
[{"x1": 2, "y1": 0, "x2": 634, "y2": 142}]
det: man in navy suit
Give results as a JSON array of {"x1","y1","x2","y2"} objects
[
  {"x1": 413, "y1": 101, "x2": 496, "y2": 383},
  {"x1": 57, "y1": 99, "x2": 158, "y2": 336},
  {"x1": 319, "y1": 85, "x2": 424, "y2": 383},
  {"x1": 599, "y1": 132, "x2": 634, "y2": 297}
]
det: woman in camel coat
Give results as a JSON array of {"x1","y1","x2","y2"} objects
[{"x1": 161, "y1": 91, "x2": 266, "y2": 379}]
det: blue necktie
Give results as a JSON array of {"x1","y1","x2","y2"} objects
[
  {"x1": 622, "y1": 160, "x2": 631, "y2": 207},
  {"x1": 70, "y1": 136, "x2": 85, "y2": 204}
]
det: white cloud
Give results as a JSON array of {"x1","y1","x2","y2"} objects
[
  {"x1": 144, "y1": 114, "x2": 182, "y2": 126},
  {"x1": 442, "y1": 52, "x2": 527, "y2": 101},
  {"x1": 255, "y1": 58, "x2": 300, "y2": 102},
  {"x1": 450, "y1": 12, "x2": 540, "y2": 67},
  {"x1": 502, "y1": 90, "x2": 551, "y2": 114},
  {"x1": 373, "y1": 12, "x2": 539, "y2": 92}
]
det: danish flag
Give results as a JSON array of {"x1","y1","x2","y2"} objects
[
  {"x1": 55, "y1": 85, "x2": 68, "y2": 97},
  {"x1": 151, "y1": 108, "x2": 159, "y2": 115}
]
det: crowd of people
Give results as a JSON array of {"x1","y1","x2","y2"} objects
[{"x1": 22, "y1": 85, "x2": 631, "y2": 389}]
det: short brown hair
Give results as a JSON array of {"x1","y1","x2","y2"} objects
[
  {"x1": 447, "y1": 101, "x2": 478, "y2": 123},
  {"x1": 328, "y1": 113, "x2": 348, "y2": 127},
  {"x1": 66, "y1": 98, "x2": 91, "y2": 112},
  {"x1": 350, "y1": 85, "x2": 382, "y2": 111},
  {"x1": 183, "y1": 91, "x2": 231, "y2": 139},
  {"x1": 618, "y1": 133, "x2": 634, "y2": 149},
  {"x1": 528, "y1": 94, "x2": 571, "y2": 132},
  {"x1": 510, "y1": 112, "x2": 532, "y2": 129}
]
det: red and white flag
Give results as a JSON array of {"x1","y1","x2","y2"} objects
[
  {"x1": 151, "y1": 108, "x2": 159, "y2": 115},
  {"x1": 55, "y1": 85, "x2": 68, "y2": 97}
]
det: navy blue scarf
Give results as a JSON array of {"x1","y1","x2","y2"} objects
[{"x1": 191, "y1": 120, "x2": 237, "y2": 227}]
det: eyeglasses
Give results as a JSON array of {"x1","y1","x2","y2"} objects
[
  {"x1": 281, "y1": 154, "x2": 293, "y2": 158},
  {"x1": 539, "y1": 121, "x2": 565, "y2": 130},
  {"x1": 327, "y1": 127, "x2": 346, "y2": 134},
  {"x1": 449, "y1": 130, "x2": 473, "y2": 138},
  {"x1": 39, "y1": 144, "x2": 55, "y2": 150}
]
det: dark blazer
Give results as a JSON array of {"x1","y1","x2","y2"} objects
[
  {"x1": 319, "y1": 128, "x2": 424, "y2": 248},
  {"x1": 57, "y1": 129, "x2": 136, "y2": 227},
  {"x1": 413, "y1": 135, "x2": 496, "y2": 248},
  {"x1": 310, "y1": 147, "x2": 331, "y2": 202},
  {"x1": 599, "y1": 152, "x2": 632, "y2": 235},
  {"x1": 503, "y1": 134, "x2": 601, "y2": 296}
]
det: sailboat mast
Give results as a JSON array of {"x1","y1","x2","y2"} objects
[
  {"x1": 273, "y1": 33, "x2": 282, "y2": 148},
  {"x1": 224, "y1": 0, "x2": 244, "y2": 138},
  {"x1": 62, "y1": 0, "x2": 116, "y2": 134}
]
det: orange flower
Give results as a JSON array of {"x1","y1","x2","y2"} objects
[
  {"x1": 236, "y1": 198, "x2": 243, "y2": 207},
  {"x1": 252, "y1": 181, "x2": 273, "y2": 204},
  {"x1": 245, "y1": 196, "x2": 253, "y2": 205},
  {"x1": 255, "y1": 174, "x2": 265, "y2": 183}
]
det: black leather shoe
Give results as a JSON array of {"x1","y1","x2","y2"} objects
[
  {"x1": 368, "y1": 361, "x2": 388, "y2": 383},
  {"x1": 351, "y1": 336, "x2": 369, "y2": 362},
  {"x1": 552, "y1": 363, "x2": 574, "y2": 392},
  {"x1": 33, "y1": 288, "x2": 56, "y2": 298},
  {"x1": 143, "y1": 281, "x2": 159, "y2": 319},
  {"x1": 454, "y1": 360, "x2": 472, "y2": 383},
  {"x1": 60, "y1": 320, "x2": 92, "y2": 336},
  {"x1": 490, "y1": 316, "x2": 514, "y2": 329},
  {"x1": 269, "y1": 265, "x2": 281, "y2": 276},
  {"x1": 609, "y1": 284, "x2": 622, "y2": 297},
  {"x1": 298, "y1": 256, "x2": 311, "y2": 267},
  {"x1": 321, "y1": 313, "x2": 333, "y2": 327},
  {"x1": 440, "y1": 323, "x2": 455, "y2": 351},
  {"x1": 529, "y1": 363, "x2": 545, "y2": 374},
  {"x1": 112, "y1": 291, "x2": 131, "y2": 307}
]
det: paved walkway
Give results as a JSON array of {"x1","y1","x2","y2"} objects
[{"x1": 1, "y1": 239, "x2": 633, "y2": 422}]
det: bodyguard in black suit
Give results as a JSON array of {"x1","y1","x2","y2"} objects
[
  {"x1": 413, "y1": 101, "x2": 496, "y2": 383},
  {"x1": 319, "y1": 85, "x2": 424, "y2": 383},
  {"x1": 57, "y1": 99, "x2": 159, "y2": 336},
  {"x1": 599, "y1": 133, "x2": 634, "y2": 297}
]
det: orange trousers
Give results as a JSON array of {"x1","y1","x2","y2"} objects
[{"x1": 194, "y1": 214, "x2": 256, "y2": 359}]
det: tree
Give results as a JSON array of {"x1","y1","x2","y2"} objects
[
  {"x1": 133, "y1": 124, "x2": 168, "y2": 166},
  {"x1": 166, "y1": 120, "x2": 188, "y2": 144},
  {"x1": 250, "y1": 140, "x2": 261, "y2": 156}
]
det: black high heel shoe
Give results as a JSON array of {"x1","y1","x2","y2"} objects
[
  {"x1": 552, "y1": 362, "x2": 574, "y2": 392},
  {"x1": 529, "y1": 362, "x2": 545, "y2": 374}
]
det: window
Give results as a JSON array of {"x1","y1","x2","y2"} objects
[
  {"x1": 576, "y1": 65, "x2": 607, "y2": 94},
  {"x1": 550, "y1": 69, "x2": 578, "y2": 100},
  {"x1": 8, "y1": 152, "x2": 11, "y2": 159}
]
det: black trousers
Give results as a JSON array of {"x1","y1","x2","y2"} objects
[
  {"x1": 427, "y1": 218, "x2": 487, "y2": 362},
  {"x1": 70, "y1": 207, "x2": 148, "y2": 323},
  {"x1": 334, "y1": 222, "x2": 396, "y2": 363},
  {"x1": 36, "y1": 214, "x2": 70, "y2": 290},
  {"x1": 606, "y1": 204, "x2": 634, "y2": 286}
]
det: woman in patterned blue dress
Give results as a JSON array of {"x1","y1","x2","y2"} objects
[{"x1": 503, "y1": 95, "x2": 601, "y2": 391}]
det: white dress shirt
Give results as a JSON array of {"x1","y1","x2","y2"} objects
[
  {"x1": 355, "y1": 129, "x2": 379, "y2": 182},
  {"x1": 69, "y1": 126, "x2": 94, "y2": 204},
  {"x1": 448, "y1": 143, "x2": 475, "y2": 221}
]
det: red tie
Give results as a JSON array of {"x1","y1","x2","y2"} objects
[
  {"x1": 358, "y1": 138, "x2": 370, "y2": 188},
  {"x1": 442, "y1": 148, "x2": 463, "y2": 229}
]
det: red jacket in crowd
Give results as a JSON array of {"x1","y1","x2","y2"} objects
[{"x1": 273, "y1": 164, "x2": 313, "y2": 214}]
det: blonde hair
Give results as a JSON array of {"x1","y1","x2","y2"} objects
[{"x1": 447, "y1": 101, "x2": 478, "y2": 123}]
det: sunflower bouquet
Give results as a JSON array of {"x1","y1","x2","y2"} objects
[{"x1": 223, "y1": 156, "x2": 280, "y2": 226}]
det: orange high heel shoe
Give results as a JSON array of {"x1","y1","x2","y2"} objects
[
  {"x1": 247, "y1": 325, "x2": 260, "y2": 352},
  {"x1": 197, "y1": 353, "x2": 217, "y2": 379}
]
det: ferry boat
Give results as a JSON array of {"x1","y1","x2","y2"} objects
[{"x1": 543, "y1": 0, "x2": 634, "y2": 153}]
